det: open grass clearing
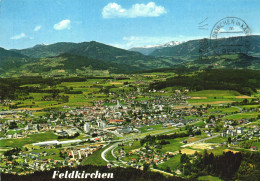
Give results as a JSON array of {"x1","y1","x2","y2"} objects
[
  {"x1": 81, "y1": 145, "x2": 109, "y2": 166},
  {"x1": 198, "y1": 175, "x2": 223, "y2": 181},
  {"x1": 157, "y1": 154, "x2": 181, "y2": 171}
]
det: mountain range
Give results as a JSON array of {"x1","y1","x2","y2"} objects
[
  {"x1": 0, "y1": 35, "x2": 260, "y2": 77},
  {"x1": 150, "y1": 35, "x2": 260, "y2": 57}
]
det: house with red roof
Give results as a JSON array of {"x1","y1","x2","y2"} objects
[{"x1": 109, "y1": 119, "x2": 124, "y2": 124}]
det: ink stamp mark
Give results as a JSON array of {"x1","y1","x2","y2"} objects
[
  {"x1": 210, "y1": 17, "x2": 251, "y2": 55},
  {"x1": 198, "y1": 18, "x2": 209, "y2": 60}
]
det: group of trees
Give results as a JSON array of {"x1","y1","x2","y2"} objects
[
  {"x1": 231, "y1": 98, "x2": 260, "y2": 106},
  {"x1": 4, "y1": 147, "x2": 22, "y2": 157},
  {"x1": 179, "y1": 150, "x2": 260, "y2": 181},
  {"x1": 8, "y1": 121, "x2": 18, "y2": 129},
  {"x1": 140, "y1": 131, "x2": 201, "y2": 146}
]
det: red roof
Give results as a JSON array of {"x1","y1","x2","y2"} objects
[{"x1": 110, "y1": 119, "x2": 124, "y2": 123}]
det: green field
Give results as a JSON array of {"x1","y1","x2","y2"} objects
[
  {"x1": 198, "y1": 175, "x2": 223, "y2": 181},
  {"x1": 188, "y1": 90, "x2": 241, "y2": 97},
  {"x1": 187, "y1": 90, "x2": 248, "y2": 105},
  {"x1": 105, "y1": 147, "x2": 118, "y2": 162},
  {"x1": 204, "y1": 137, "x2": 228, "y2": 144},
  {"x1": 0, "y1": 132, "x2": 58, "y2": 148},
  {"x1": 138, "y1": 124, "x2": 164, "y2": 133},
  {"x1": 160, "y1": 137, "x2": 187, "y2": 153},
  {"x1": 26, "y1": 148, "x2": 63, "y2": 160},
  {"x1": 157, "y1": 154, "x2": 181, "y2": 171},
  {"x1": 224, "y1": 112, "x2": 259, "y2": 120},
  {"x1": 119, "y1": 140, "x2": 141, "y2": 153},
  {"x1": 81, "y1": 145, "x2": 108, "y2": 166}
]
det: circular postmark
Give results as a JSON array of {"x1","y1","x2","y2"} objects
[{"x1": 210, "y1": 17, "x2": 251, "y2": 55}]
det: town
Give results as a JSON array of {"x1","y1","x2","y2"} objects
[{"x1": 0, "y1": 74, "x2": 259, "y2": 180}]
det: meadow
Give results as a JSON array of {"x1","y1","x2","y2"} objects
[
  {"x1": 0, "y1": 132, "x2": 58, "y2": 148},
  {"x1": 81, "y1": 145, "x2": 109, "y2": 166}
]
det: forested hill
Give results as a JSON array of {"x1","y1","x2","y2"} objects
[
  {"x1": 11, "y1": 42, "x2": 79, "y2": 58},
  {"x1": 14, "y1": 53, "x2": 142, "y2": 75},
  {"x1": 184, "y1": 53, "x2": 260, "y2": 70},
  {"x1": 0, "y1": 47, "x2": 27, "y2": 58},
  {"x1": 67, "y1": 41, "x2": 155, "y2": 62},
  {"x1": 11, "y1": 41, "x2": 155, "y2": 63},
  {"x1": 150, "y1": 35, "x2": 260, "y2": 57},
  {"x1": 150, "y1": 69, "x2": 260, "y2": 95}
]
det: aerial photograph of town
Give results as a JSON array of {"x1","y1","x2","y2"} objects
[{"x1": 0, "y1": 0, "x2": 259, "y2": 180}]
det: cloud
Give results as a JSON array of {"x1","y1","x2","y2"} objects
[
  {"x1": 219, "y1": 26, "x2": 243, "y2": 33},
  {"x1": 102, "y1": 2, "x2": 166, "y2": 18},
  {"x1": 34, "y1": 25, "x2": 41, "y2": 31},
  {"x1": 122, "y1": 36, "x2": 173, "y2": 48},
  {"x1": 53, "y1": 19, "x2": 71, "y2": 30},
  {"x1": 10, "y1": 33, "x2": 26, "y2": 40},
  {"x1": 219, "y1": 28, "x2": 226, "y2": 33}
]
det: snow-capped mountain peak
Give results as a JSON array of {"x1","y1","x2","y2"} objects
[
  {"x1": 135, "y1": 41, "x2": 183, "y2": 49},
  {"x1": 129, "y1": 41, "x2": 185, "y2": 55}
]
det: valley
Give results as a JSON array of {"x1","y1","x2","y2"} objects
[
  {"x1": 0, "y1": 36, "x2": 260, "y2": 181},
  {"x1": 0, "y1": 69, "x2": 259, "y2": 180}
]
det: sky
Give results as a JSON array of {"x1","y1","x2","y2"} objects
[{"x1": 0, "y1": 0, "x2": 259, "y2": 50}]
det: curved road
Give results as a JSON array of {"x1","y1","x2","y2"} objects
[
  {"x1": 101, "y1": 143, "x2": 118, "y2": 163},
  {"x1": 101, "y1": 120, "x2": 202, "y2": 163}
]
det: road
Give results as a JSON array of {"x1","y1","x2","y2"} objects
[
  {"x1": 101, "y1": 143, "x2": 118, "y2": 163},
  {"x1": 150, "y1": 168, "x2": 174, "y2": 176},
  {"x1": 182, "y1": 134, "x2": 219, "y2": 147},
  {"x1": 231, "y1": 106, "x2": 242, "y2": 111}
]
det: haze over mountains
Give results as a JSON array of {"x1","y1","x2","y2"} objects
[
  {"x1": 0, "y1": 35, "x2": 260, "y2": 77},
  {"x1": 129, "y1": 41, "x2": 183, "y2": 55}
]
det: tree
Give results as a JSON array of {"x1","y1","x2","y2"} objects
[
  {"x1": 228, "y1": 137, "x2": 232, "y2": 144},
  {"x1": 165, "y1": 166, "x2": 171, "y2": 173},
  {"x1": 180, "y1": 154, "x2": 190, "y2": 165},
  {"x1": 153, "y1": 163, "x2": 158, "y2": 169},
  {"x1": 143, "y1": 163, "x2": 149, "y2": 171},
  {"x1": 9, "y1": 122, "x2": 18, "y2": 129}
]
